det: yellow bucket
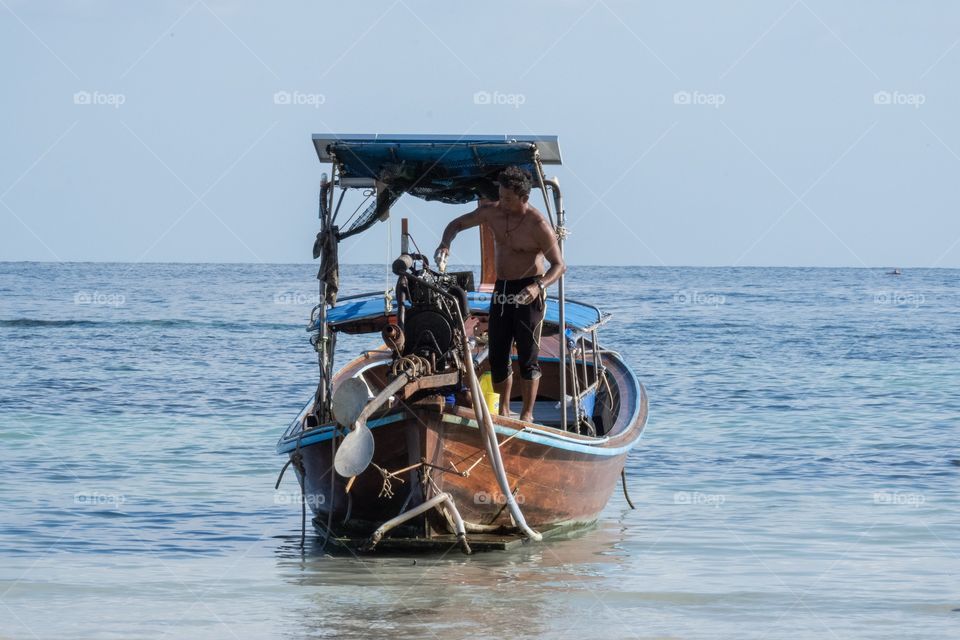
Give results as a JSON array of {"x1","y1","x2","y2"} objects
[
  {"x1": 479, "y1": 372, "x2": 500, "y2": 415},
  {"x1": 483, "y1": 391, "x2": 500, "y2": 415}
]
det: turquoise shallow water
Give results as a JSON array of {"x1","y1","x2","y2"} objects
[{"x1": 1, "y1": 263, "x2": 958, "y2": 639}]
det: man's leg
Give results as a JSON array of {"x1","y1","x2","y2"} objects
[
  {"x1": 488, "y1": 284, "x2": 516, "y2": 417},
  {"x1": 515, "y1": 292, "x2": 545, "y2": 423},
  {"x1": 493, "y1": 372, "x2": 514, "y2": 417},
  {"x1": 518, "y1": 376, "x2": 539, "y2": 423}
]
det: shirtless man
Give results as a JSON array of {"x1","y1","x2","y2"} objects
[{"x1": 434, "y1": 166, "x2": 566, "y2": 422}]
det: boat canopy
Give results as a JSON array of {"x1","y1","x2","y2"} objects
[
  {"x1": 313, "y1": 134, "x2": 562, "y2": 204},
  {"x1": 317, "y1": 291, "x2": 601, "y2": 334}
]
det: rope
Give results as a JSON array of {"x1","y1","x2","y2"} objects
[
  {"x1": 371, "y1": 463, "x2": 405, "y2": 499},
  {"x1": 621, "y1": 468, "x2": 636, "y2": 510},
  {"x1": 274, "y1": 430, "x2": 308, "y2": 550}
]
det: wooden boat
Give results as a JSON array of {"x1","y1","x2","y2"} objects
[{"x1": 277, "y1": 134, "x2": 648, "y2": 552}]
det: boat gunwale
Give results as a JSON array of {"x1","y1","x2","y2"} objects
[{"x1": 276, "y1": 352, "x2": 647, "y2": 457}]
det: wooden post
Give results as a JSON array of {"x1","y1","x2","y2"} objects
[{"x1": 478, "y1": 223, "x2": 497, "y2": 292}]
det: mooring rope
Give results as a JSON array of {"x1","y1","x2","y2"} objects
[
  {"x1": 275, "y1": 430, "x2": 308, "y2": 550},
  {"x1": 621, "y1": 468, "x2": 636, "y2": 510}
]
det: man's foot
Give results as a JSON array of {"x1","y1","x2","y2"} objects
[
  {"x1": 519, "y1": 412, "x2": 534, "y2": 423},
  {"x1": 499, "y1": 408, "x2": 520, "y2": 419}
]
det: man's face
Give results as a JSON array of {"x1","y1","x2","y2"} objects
[{"x1": 498, "y1": 185, "x2": 527, "y2": 211}]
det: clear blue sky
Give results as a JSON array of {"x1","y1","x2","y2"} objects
[{"x1": 2, "y1": 0, "x2": 959, "y2": 267}]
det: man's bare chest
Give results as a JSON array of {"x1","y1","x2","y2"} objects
[{"x1": 488, "y1": 217, "x2": 539, "y2": 253}]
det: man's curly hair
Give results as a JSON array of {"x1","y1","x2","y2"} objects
[{"x1": 497, "y1": 165, "x2": 533, "y2": 198}]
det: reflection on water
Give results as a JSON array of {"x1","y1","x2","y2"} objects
[{"x1": 273, "y1": 522, "x2": 630, "y2": 640}]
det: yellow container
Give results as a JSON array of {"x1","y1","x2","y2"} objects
[{"x1": 479, "y1": 371, "x2": 500, "y2": 415}]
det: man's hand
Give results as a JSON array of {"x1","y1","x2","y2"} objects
[
  {"x1": 515, "y1": 282, "x2": 542, "y2": 306},
  {"x1": 434, "y1": 244, "x2": 449, "y2": 271}
]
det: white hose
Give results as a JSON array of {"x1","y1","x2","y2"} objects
[
  {"x1": 458, "y1": 319, "x2": 542, "y2": 541},
  {"x1": 368, "y1": 492, "x2": 471, "y2": 553}
]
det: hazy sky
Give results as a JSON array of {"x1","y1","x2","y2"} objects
[{"x1": 2, "y1": 1, "x2": 959, "y2": 267}]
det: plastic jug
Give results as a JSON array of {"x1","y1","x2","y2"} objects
[{"x1": 479, "y1": 371, "x2": 500, "y2": 415}]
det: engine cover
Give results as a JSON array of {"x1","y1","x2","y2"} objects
[{"x1": 403, "y1": 309, "x2": 454, "y2": 358}]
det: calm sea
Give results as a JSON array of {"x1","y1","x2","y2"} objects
[{"x1": 1, "y1": 263, "x2": 957, "y2": 639}]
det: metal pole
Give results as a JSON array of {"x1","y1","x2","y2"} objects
[{"x1": 541, "y1": 175, "x2": 567, "y2": 432}]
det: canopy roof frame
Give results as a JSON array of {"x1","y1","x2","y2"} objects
[{"x1": 309, "y1": 133, "x2": 577, "y2": 431}]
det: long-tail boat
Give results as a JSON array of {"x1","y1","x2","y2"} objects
[{"x1": 276, "y1": 134, "x2": 649, "y2": 553}]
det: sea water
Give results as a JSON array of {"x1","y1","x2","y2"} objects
[{"x1": 1, "y1": 263, "x2": 957, "y2": 639}]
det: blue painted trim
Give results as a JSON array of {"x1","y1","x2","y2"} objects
[
  {"x1": 275, "y1": 413, "x2": 405, "y2": 454},
  {"x1": 275, "y1": 408, "x2": 643, "y2": 458}
]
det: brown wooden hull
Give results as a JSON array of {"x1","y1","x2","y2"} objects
[
  {"x1": 282, "y1": 334, "x2": 648, "y2": 544},
  {"x1": 294, "y1": 396, "x2": 645, "y2": 541},
  {"x1": 297, "y1": 411, "x2": 633, "y2": 537}
]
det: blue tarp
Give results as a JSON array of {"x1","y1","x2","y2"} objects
[
  {"x1": 312, "y1": 134, "x2": 561, "y2": 204},
  {"x1": 319, "y1": 291, "x2": 601, "y2": 332}
]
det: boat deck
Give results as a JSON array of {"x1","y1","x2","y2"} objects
[{"x1": 508, "y1": 399, "x2": 571, "y2": 428}]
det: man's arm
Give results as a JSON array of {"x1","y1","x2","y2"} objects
[
  {"x1": 516, "y1": 217, "x2": 566, "y2": 305},
  {"x1": 435, "y1": 208, "x2": 485, "y2": 261},
  {"x1": 538, "y1": 221, "x2": 566, "y2": 289}
]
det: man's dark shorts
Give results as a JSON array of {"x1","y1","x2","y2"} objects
[{"x1": 488, "y1": 276, "x2": 546, "y2": 384}]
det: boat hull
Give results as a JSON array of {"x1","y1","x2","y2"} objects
[
  {"x1": 281, "y1": 343, "x2": 648, "y2": 545},
  {"x1": 292, "y1": 401, "x2": 645, "y2": 539}
]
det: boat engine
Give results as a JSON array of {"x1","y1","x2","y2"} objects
[{"x1": 389, "y1": 253, "x2": 474, "y2": 374}]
